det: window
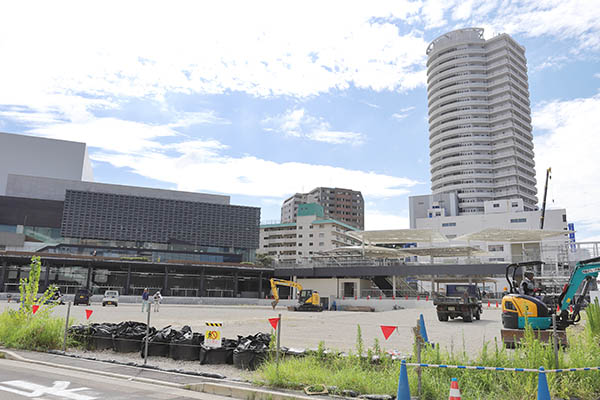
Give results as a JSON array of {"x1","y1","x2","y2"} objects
[
  {"x1": 298, "y1": 243, "x2": 302, "y2": 247},
  {"x1": 319, "y1": 242, "x2": 324, "y2": 246},
  {"x1": 298, "y1": 234, "x2": 303, "y2": 238},
  {"x1": 562, "y1": 214, "x2": 567, "y2": 222},
  {"x1": 504, "y1": 301, "x2": 516, "y2": 311},
  {"x1": 442, "y1": 222, "x2": 456, "y2": 227},
  {"x1": 488, "y1": 244, "x2": 504, "y2": 252},
  {"x1": 309, "y1": 242, "x2": 313, "y2": 246},
  {"x1": 318, "y1": 233, "x2": 324, "y2": 238},
  {"x1": 493, "y1": 203, "x2": 500, "y2": 208},
  {"x1": 309, "y1": 234, "x2": 313, "y2": 238},
  {"x1": 512, "y1": 202, "x2": 518, "y2": 207},
  {"x1": 510, "y1": 218, "x2": 527, "y2": 223},
  {"x1": 297, "y1": 251, "x2": 302, "y2": 255}
]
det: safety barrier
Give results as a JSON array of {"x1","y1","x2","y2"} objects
[{"x1": 397, "y1": 359, "x2": 600, "y2": 400}]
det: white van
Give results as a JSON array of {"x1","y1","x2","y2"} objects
[{"x1": 102, "y1": 290, "x2": 119, "y2": 307}]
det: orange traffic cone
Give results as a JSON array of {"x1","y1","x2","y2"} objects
[{"x1": 448, "y1": 378, "x2": 461, "y2": 400}]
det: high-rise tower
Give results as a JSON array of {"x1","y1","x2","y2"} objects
[{"x1": 426, "y1": 28, "x2": 537, "y2": 214}]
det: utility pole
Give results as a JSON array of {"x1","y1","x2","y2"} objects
[{"x1": 539, "y1": 167, "x2": 551, "y2": 229}]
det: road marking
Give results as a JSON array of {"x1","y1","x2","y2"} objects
[{"x1": 0, "y1": 380, "x2": 97, "y2": 400}]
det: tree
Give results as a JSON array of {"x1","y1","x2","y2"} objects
[
  {"x1": 256, "y1": 254, "x2": 275, "y2": 267},
  {"x1": 19, "y1": 256, "x2": 57, "y2": 315}
]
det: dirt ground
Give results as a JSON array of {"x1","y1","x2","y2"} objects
[{"x1": 0, "y1": 301, "x2": 504, "y2": 356}]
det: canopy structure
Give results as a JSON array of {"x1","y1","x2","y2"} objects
[
  {"x1": 319, "y1": 245, "x2": 415, "y2": 258},
  {"x1": 320, "y1": 244, "x2": 487, "y2": 259},
  {"x1": 402, "y1": 246, "x2": 488, "y2": 257},
  {"x1": 348, "y1": 229, "x2": 448, "y2": 244},
  {"x1": 453, "y1": 228, "x2": 571, "y2": 243}
]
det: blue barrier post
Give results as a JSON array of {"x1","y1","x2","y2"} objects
[
  {"x1": 537, "y1": 367, "x2": 551, "y2": 400},
  {"x1": 419, "y1": 314, "x2": 429, "y2": 344},
  {"x1": 397, "y1": 360, "x2": 411, "y2": 400}
]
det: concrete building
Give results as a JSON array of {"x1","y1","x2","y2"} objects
[
  {"x1": 261, "y1": 203, "x2": 361, "y2": 263},
  {"x1": 0, "y1": 132, "x2": 94, "y2": 196},
  {"x1": 0, "y1": 133, "x2": 265, "y2": 297},
  {"x1": 281, "y1": 187, "x2": 364, "y2": 229},
  {"x1": 426, "y1": 28, "x2": 537, "y2": 214},
  {"x1": 414, "y1": 198, "x2": 568, "y2": 263}
]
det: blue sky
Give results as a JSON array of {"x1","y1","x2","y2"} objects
[{"x1": 0, "y1": 1, "x2": 599, "y2": 239}]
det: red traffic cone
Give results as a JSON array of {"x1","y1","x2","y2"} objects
[
  {"x1": 449, "y1": 378, "x2": 461, "y2": 400},
  {"x1": 495, "y1": 301, "x2": 499, "y2": 308},
  {"x1": 487, "y1": 300, "x2": 490, "y2": 307}
]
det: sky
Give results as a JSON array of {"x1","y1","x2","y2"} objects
[{"x1": 0, "y1": 1, "x2": 599, "y2": 239}]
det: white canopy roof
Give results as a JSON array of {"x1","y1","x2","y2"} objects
[
  {"x1": 321, "y1": 245, "x2": 487, "y2": 258},
  {"x1": 348, "y1": 229, "x2": 449, "y2": 244},
  {"x1": 454, "y1": 228, "x2": 570, "y2": 243}
]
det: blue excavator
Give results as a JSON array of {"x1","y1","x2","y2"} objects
[{"x1": 501, "y1": 256, "x2": 600, "y2": 346}]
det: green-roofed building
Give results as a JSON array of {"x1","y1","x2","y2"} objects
[{"x1": 260, "y1": 202, "x2": 361, "y2": 263}]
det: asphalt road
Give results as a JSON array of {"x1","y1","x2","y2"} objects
[{"x1": 0, "y1": 358, "x2": 229, "y2": 400}]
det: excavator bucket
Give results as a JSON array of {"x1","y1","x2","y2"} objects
[
  {"x1": 501, "y1": 328, "x2": 568, "y2": 348},
  {"x1": 271, "y1": 299, "x2": 279, "y2": 309}
]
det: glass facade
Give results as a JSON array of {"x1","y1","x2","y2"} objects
[{"x1": 0, "y1": 255, "x2": 269, "y2": 298}]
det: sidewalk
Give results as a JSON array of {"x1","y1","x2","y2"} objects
[{"x1": 0, "y1": 348, "x2": 324, "y2": 400}]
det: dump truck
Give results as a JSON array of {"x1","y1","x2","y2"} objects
[{"x1": 434, "y1": 284, "x2": 483, "y2": 322}]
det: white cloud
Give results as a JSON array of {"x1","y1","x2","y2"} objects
[
  {"x1": 26, "y1": 115, "x2": 417, "y2": 199},
  {"x1": 443, "y1": 0, "x2": 600, "y2": 52},
  {"x1": 533, "y1": 93, "x2": 600, "y2": 236},
  {"x1": 168, "y1": 111, "x2": 230, "y2": 128},
  {"x1": 263, "y1": 108, "x2": 365, "y2": 145},
  {"x1": 0, "y1": 1, "x2": 428, "y2": 113},
  {"x1": 392, "y1": 106, "x2": 416, "y2": 121},
  {"x1": 595, "y1": 73, "x2": 600, "y2": 79},
  {"x1": 365, "y1": 209, "x2": 410, "y2": 230}
]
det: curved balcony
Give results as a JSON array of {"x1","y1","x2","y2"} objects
[
  {"x1": 429, "y1": 125, "x2": 491, "y2": 142},
  {"x1": 427, "y1": 63, "x2": 486, "y2": 86},
  {"x1": 430, "y1": 107, "x2": 489, "y2": 127},
  {"x1": 428, "y1": 47, "x2": 486, "y2": 70},
  {"x1": 428, "y1": 71, "x2": 488, "y2": 94},
  {"x1": 432, "y1": 172, "x2": 495, "y2": 189},
  {"x1": 428, "y1": 79, "x2": 488, "y2": 101},
  {"x1": 431, "y1": 144, "x2": 492, "y2": 160}
]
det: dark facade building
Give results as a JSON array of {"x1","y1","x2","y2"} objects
[{"x1": 0, "y1": 133, "x2": 264, "y2": 297}]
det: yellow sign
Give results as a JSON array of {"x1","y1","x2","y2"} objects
[
  {"x1": 205, "y1": 330, "x2": 221, "y2": 340},
  {"x1": 204, "y1": 321, "x2": 223, "y2": 348}
]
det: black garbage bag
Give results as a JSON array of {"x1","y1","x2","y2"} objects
[
  {"x1": 233, "y1": 333, "x2": 271, "y2": 370},
  {"x1": 113, "y1": 321, "x2": 153, "y2": 353},
  {"x1": 169, "y1": 332, "x2": 204, "y2": 361},
  {"x1": 88, "y1": 323, "x2": 117, "y2": 351},
  {"x1": 199, "y1": 338, "x2": 238, "y2": 365},
  {"x1": 141, "y1": 325, "x2": 176, "y2": 358}
]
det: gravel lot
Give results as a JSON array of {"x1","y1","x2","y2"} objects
[{"x1": 0, "y1": 301, "x2": 503, "y2": 354}]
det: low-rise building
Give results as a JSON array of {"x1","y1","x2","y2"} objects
[{"x1": 261, "y1": 203, "x2": 361, "y2": 263}]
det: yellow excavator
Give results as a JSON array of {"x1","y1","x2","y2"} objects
[{"x1": 270, "y1": 278, "x2": 323, "y2": 312}]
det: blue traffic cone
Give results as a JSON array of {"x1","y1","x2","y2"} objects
[
  {"x1": 537, "y1": 367, "x2": 551, "y2": 400},
  {"x1": 397, "y1": 360, "x2": 411, "y2": 400},
  {"x1": 419, "y1": 314, "x2": 430, "y2": 344}
]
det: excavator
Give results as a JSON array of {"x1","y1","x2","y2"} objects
[
  {"x1": 270, "y1": 278, "x2": 323, "y2": 312},
  {"x1": 501, "y1": 257, "x2": 600, "y2": 346}
]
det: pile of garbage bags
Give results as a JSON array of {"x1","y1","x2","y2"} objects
[{"x1": 69, "y1": 322, "x2": 272, "y2": 369}]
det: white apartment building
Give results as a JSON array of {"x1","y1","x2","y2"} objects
[
  {"x1": 415, "y1": 199, "x2": 569, "y2": 263},
  {"x1": 426, "y1": 28, "x2": 537, "y2": 214},
  {"x1": 260, "y1": 203, "x2": 361, "y2": 263}
]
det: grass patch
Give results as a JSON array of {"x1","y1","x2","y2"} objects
[
  {"x1": 0, "y1": 310, "x2": 66, "y2": 351},
  {"x1": 255, "y1": 322, "x2": 600, "y2": 400}
]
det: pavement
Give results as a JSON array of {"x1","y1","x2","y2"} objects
[{"x1": 0, "y1": 348, "x2": 326, "y2": 400}]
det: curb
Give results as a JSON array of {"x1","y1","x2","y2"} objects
[
  {"x1": 0, "y1": 349, "x2": 319, "y2": 400},
  {"x1": 186, "y1": 382, "x2": 324, "y2": 400},
  {"x1": 0, "y1": 349, "x2": 184, "y2": 388}
]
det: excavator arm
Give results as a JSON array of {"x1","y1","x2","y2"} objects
[
  {"x1": 558, "y1": 257, "x2": 600, "y2": 323},
  {"x1": 270, "y1": 278, "x2": 303, "y2": 309}
]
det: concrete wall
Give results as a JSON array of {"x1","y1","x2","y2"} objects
[
  {"x1": 297, "y1": 278, "x2": 338, "y2": 298},
  {"x1": 0, "y1": 232, "x2": 25, "y2": 247},
  {"x1": 0, "y1": 132, "x2": 89, "y2": 195},
  {"x1": 6, "y1": 174, "x2": 230, "y2": 204}
]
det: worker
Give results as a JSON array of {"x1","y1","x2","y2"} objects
[
  {"x1": 153, "y1": 290, "x2": 162, "y2": 312},
  {"x1": 521, "y1": 272, "x2": 535, "y2": 296},
  {"x1": 141, "y1": 288, "x2": 149, "y2": 312}
]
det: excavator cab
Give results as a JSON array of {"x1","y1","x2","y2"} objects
[{"x1": 297, "y1": 289, "x2": 321, "y2": 311}]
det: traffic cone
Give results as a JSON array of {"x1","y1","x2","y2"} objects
[
  {"x1": 396, "y1": 360, "x2": 411, "y2": 400},
  {"x1": 419, "y1": 314, "x2": 430, "y2": 344},
  {"x1": 537, "y1": 367, "x2": 551, "y2": 400},
  {"x1": 487, "y1": 300, "x2": 490, "y2": 307},
  {"x1": 496, "y1": 301, "x2": 499, "y2": 308},
  {"x1": 426, "y1": 295, "x2": 429, "y2": 301},
  {"x1": 449, "y1": 378, "x2": 461, "y2": 400}
]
